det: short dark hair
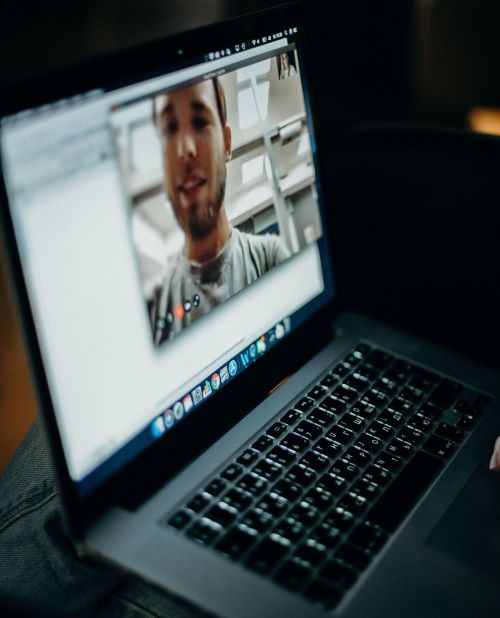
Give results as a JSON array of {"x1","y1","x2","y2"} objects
[
  {"x1": 153, "y1": 77, "x2": 228, "y2": 129},
  {"x1": 212, "y1": 76, "x2": 227, "y2": 127}
]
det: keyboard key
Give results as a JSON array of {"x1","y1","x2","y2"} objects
[
  {"x1": 338, "y1": 413, "x2": 366, "y2": 432},
  {"x1": 350, "y1": 402, "x2": 377, "y2": 420},
  {"x1": 311, "y1": 522, "x2": 342, "y2": 549},
  {"x1": 366, "y1": 350, "x2": 394, "y2": 369},
  {"x1": 295, "y1": 420, "x2": 323, "y2": 440},
  {"x1": 367, "y1": 420, "x2": 393, "y2": 440},
  {"x1": 338, "y1": 493, "x2": 367, "y2": 515},
  {"x1": 349, "y1": 522, "x2": 387, "y2": 553},
  {"x1": 335, "y1": 542, "x2": 370, "y2": 569},
  {"x1": 273, "y1": 479, "x2": 303, "y2": 501},
  {"x1": 374, "y1": 377, "x2": 399, "y2": 396},
  {"x1": 204, "y1": 478, "x2": 227, "y2": 496},
  {"x1": 436, "y1": 423, "x2": 464, "y2": 442},
  {"x1": 419, "y1": 402, "x2": 443, "y2": 420},
  {"x1": 320, "y1": 373, "x2": 337, "y2": 389},
  {"x1": 366, "y1": 450, "x2": 443, "y2": 532},
  {"x1": 318, "y1": 472, "x2": 346, "y2": 496},
  {"x1": 373, "y1": 451, "x2": 403, "y2": 472},
  {"x1": 428, "y1": 379, "x2": 462, "y2": 410},
  {"x1": 303, "y1": 487, "x2": 334, "y2": 511},
  {"x1": 267, "y1": 446, "x2": 296, "y2": 467},
  {"x1": 343, "y1": 446, "x2": 371, "y2": 468},
  {"x1": 236, "y1": 473, "x2": 268, "y2": 496},
  {"x1": 304, "y1": 579, "x2": 343, "y2": 610},
  {"x1": 320, "y1": 559, "x2": 357, "y2": 588},
  {"x1": 398, "y1": 426, "x2": 424, "y2": 446},
  {"x1": 241, "y1": 508, "x2": 274, "y2": 532},
  {"x1": 356, "y1": 364, "x2": 377, "y2": 381},
  {"x1": 354, "y1": 343, "x2": 372, "y2": 357},
  {"x1": 314, "y1": 437, "x2": 342, "y2": 459},
  {"x1": 245, "y1": 536, "x2": 290, "y2": 574},
  {"x1": 274, "y1": 518, "x2": 306, "y2": 543},
  {"x1": 280, "y1": 433, "x2": 310, "y2": 453},
  {"x1": 320, "y1": 396, "x2": 346, "y2": 414},
  {"x1": 186, "y1": 493, "x2": 210, "y2": 513},
  {"x1": 281, "y1": 409, "x2": 302, "y2": 425},
  {"x1": 333, "y1": 384, "x2": 358, "y2": 403},
  {"x1": 221, "y1": 463, "x2": 243, "y2": 481},
  {"x1": 167, "y1": 510, "x2": 192, "y2": 530},
  {"x1": 344, "y1": 352, "x2": 362, "y2": 367},
  {"x1": 363, "y1": 464, "x2": 392, "y2": 486},
  {"x1": 388, "y1": 398, "x2": 415, "y2": 417},
  {"x1": 187, "y1": 520, "x2": 221, "y2": 545},
  {"x1": 354, "y1": 433, "x2": 383, "y2": 454},
  {"x1": 361, "y1": 389, "x2": 388, "y2": 408},
  {"x1": 301, "y1": 450, "x2": 330, "y2": 472},
  {"x1": 266, "y1": 422, "x2": 288, "y2": 439},
  {"x1": 332, "y1": 363, "x2": 350, "y2": 377},
  {"x1": 399, "y1": 386, "x2": 425, "y2": 404},
  {"x1": 206, "y1": 503, "x2": 237, "y2": 527},
  {"x1": 344, "y1": 375, "x2": 368, "y2": 392},
  {"x1": 326, "y1": 425, "x2": 354, "y2": 445},
  {"x1": 253, "y1": 459, "x2": 282, "y2": 481},
  {"x1": 308, "y1": 385, "x2": 326, "y2": 400},
  {"x1": 378, "y1": 410, "x2": 404, "y2": 428},
  {"x1": 324, "y1": 507, "x2": 355, "y2": 532},
  {"x1": 350, "y1": 478, "x2": 380, "y2": 502},
  {"x1": 408, "y1": 375, "x2": 434, "y2": 393},
  {"x1": 454, "y1": 399, "x2": 480, "y2": 417},
  {"x1": 216, "y1": 526, "x2": 257, "y2": 558},
  {"x1": 289, "y1": 502, "x2": 321, "y2": 526},
  {"x1": 295, "y1": 539, "x2": 327, "y2": 566},
  {"x1": 236, "y1": 448, "x2": 259, "y2": 467},
  {"x1": 307, "y1": 408, "x2": 336, "y2": 428},
  {"x1": 274, "y1": 559, "x2": 312, "y2": 590},
  {"x1": 256, "y1": 493, "x2": 288, "y2": 517},
  {"x1": 285, "y1": 464, "x2": 317, "y2": 487},
  {"x1": 296, "y1": 397, "x2": 315, "y2": 412},
  {"x1": 456, "y1": 414, "x2": 475, "y2": 430},
  {"x1": 387, "y1": 438, "x2": 413, "y2": 458},
  {"x1": 330, "y1": 459, "x2": 358, "y2": 481},
  {"x1": 423, "y1": 434, "x2": 456, "y2": 459},
  {"x1": 408, "y1": 412, "x2": 434, "y2": 432},
  {"x1": 252, "y1": 435, "x2": 273, "y2": 452},
  {"x1": 222, "y1": 488, "x2": 253, "y2": 511}
]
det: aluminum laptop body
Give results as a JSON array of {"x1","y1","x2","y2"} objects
[{"x1": 1, "y1": 4, "x2": 499, "y2": 616}]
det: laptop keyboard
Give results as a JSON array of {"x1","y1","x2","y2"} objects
[{"x1": 162, "y1": 343, "x2": 492, "y2": 611}]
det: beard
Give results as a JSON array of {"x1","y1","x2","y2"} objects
[{"x1": 187, "y1": 179, "x2": 226, "y2": 240}]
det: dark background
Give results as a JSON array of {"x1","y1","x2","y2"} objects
[{"x1": 1, "y1": 0, "x2": 500, "y2": 467}]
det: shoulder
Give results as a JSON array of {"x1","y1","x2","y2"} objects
[{"x1": 234, "y1": 229, "x2": 290, "y2": 267}]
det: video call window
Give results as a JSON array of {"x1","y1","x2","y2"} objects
[{"x1": 111, "y1": 50, "x2": 322, "y2": 347}]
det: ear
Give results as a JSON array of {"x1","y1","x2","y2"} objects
[{"x1": 224, "y1": 124, "x2": 232, "y2": 157}]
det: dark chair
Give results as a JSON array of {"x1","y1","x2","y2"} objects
[{"x1": 330, "y1": 125, "x2": 500, "y2": 369}]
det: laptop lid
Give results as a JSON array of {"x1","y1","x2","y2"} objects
[{"x1": 0, "y1": 3, "x2": 337, "y2": 536}]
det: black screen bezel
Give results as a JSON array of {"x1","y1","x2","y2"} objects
[{"x1": 0, "y1": 2, "x2": 340, "y2": 537}]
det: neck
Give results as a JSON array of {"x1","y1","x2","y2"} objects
[{"x1": 185, "y1": 208, "x2": 232, "y2": 264}]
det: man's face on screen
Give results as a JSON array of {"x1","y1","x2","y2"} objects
[{"x1": 156, "y1": 81, "x2": 230, "y2": 240}]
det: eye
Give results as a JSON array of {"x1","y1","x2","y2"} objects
[
  {"x1": 193, "y1": 116, "x2": 209, "y2": 131},
  {"x1": 164, "y1": 119, "x2": 178, "y2": 136}
]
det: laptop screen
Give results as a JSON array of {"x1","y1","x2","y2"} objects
[{"x1": 0, "y1": 21, "x2": 334, "y2": 496}]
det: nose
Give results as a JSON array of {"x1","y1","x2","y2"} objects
[{"x1": 177, "y1": 130, "x2": 196, "y2": 160}]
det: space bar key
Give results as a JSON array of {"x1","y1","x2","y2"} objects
[{"x1": 366, "y1": 450, "x2": 444, "y2": 532}]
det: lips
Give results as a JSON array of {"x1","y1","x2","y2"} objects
[{"x1": 179, "y1": 176, "x2": 206, "y2": 194}]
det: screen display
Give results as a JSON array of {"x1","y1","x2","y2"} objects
[{"x1": 0, "y1": 29, "x2": 333, "y2": 493}]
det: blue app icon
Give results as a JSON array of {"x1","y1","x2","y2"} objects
[
  {"x1": 239, "y1": 350, "x2": 250, "y2": 367},
  {"x1": 228, "y1": 359, "x2": 238, "y2": 376},
  {"x1": 150, "y1": 416, "x2": 166, "y2": 438},
  {"x1": 249, "y1": 343, "x2": 257, "y2": 359}
]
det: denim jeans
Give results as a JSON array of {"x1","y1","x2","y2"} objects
[{"x1": 0, "y1": 417, "x2": 207, "y2": 617}]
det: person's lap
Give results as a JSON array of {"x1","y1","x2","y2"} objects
[{"x1": 0, "y1": 417, "x2": 205, "y2": 617}]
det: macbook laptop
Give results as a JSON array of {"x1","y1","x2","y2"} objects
[{"x1": 1, "y1": 4, "x2": 499, "y2": 616}]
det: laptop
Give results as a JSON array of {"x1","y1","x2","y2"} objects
[{"x1": 1, "y1": 3, "x2": 499, "y2": 616}]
